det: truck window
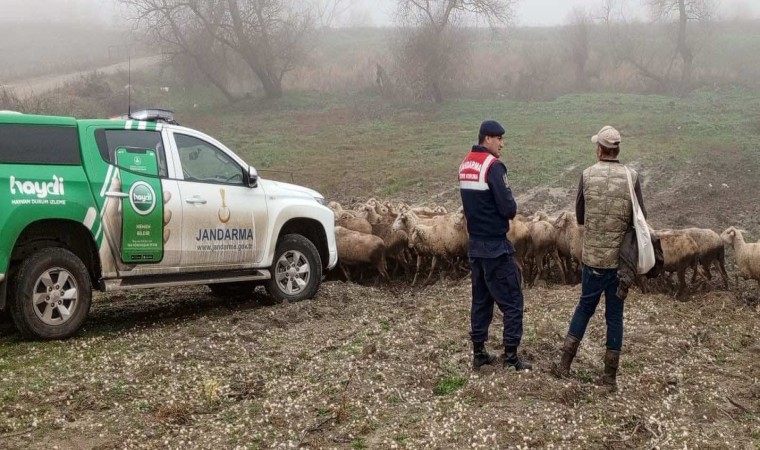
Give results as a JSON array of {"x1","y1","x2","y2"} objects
[
  {"x1": 175, "y1": 133, "x2": 244, "y2": 185},
  {"x1": 94, "y1": 129, "x2": 168, "y2": 177},
  {"x1": 0, "y1": 124, "x2": 80, "y2": 165}
]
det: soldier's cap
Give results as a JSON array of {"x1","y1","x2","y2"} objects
[
  {"x1": 479, "y1": 120, "x2": 505, "y2": 137},
  {"x1": 591, "y1": 125, "x2": 621, "y2": 149}
]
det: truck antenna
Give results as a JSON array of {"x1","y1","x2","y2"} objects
[{"x1": 128, "y1": 54, "x2": 132, "y2": 119}]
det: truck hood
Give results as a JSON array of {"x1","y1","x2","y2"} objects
[{"x1": 259, "y1": 179, "x2": 324, "y2": 201}]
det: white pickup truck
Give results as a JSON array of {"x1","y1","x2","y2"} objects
[{"x1": 0, "y1": 108, "x2": 337, "y2": 339}]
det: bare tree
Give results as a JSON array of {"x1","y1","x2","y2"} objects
[
  {"x1": 121, "y1": 0, "x2": 317, "y2": 99},
  {"x1": 121, "y1": 0, "x2": 241, "y2": 102},
  {"x1": 394, "y1": 0, "x2": 517, "y2": 103},
  {"x1": 311, "y1": 0, "x2": 350, "y2": 28},
  {"x1": 563, "y1": 7, "x2": 591, "y2": 91},
  {"x1": 597, "y1": 0, "x2": 713, "y2": 93},
  {"x1": 645, "y1": 0, "x2": 715, "y2": 91}
]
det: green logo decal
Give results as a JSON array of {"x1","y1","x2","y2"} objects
[{"x1": 129, "y1": 182, "x2": 156, "y2": 216}]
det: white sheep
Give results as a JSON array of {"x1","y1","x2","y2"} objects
[
  {"x1": 394, "y1": 210, "x2": 467, "y2": 285},
  {"x1": 721, "y1": 226, "x2": 760, "y2": 290}
]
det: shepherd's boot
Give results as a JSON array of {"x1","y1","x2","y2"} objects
[
  {"x1": 472, "y1": 342, "x2": 497, "y2": 369},
  {"x1": 598, "y1": 349, "x2": 621, "y2": 391},
  {"x1": 503, "y1": 346, "x2": 532, "y2": 371},
  {"x1": 551, "y1": 335, "x2": 581, "y2": 378}
]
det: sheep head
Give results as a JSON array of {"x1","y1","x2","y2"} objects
[
  {"x1": 555, "y1": 212, "x2": 568, "y2": 229},
  {"x1": 328, "y1": 201, "x2": 342, "y2": 212},
  {"x1": 391, "y1": 213, "x2": 406, "y2": 233},
  {"x1": 721, "y1": 226, "x2": 744, "y2": 245}
]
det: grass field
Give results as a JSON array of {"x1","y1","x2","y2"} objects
[{"x1": 141, "y1": 86, "x2": 760, "y2": 237}]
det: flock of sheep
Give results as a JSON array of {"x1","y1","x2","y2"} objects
[{"x1": 328, "y1": 198, "x2": 760, "y2": 296}]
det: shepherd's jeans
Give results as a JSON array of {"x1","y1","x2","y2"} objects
[{"x1": 567, "y1": 265, "x2": 625, "y2": 351}]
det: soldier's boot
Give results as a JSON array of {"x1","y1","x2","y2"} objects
[
  {"x1": 472, "y1": 342, "x2": 497, "y2": 369},
  {"x1": 598, "y1": 349, "x2": 621, "y2": 391},
  {"x1": 550, "y1": 334, "x2": 581, "y2": 378},
  {"x1": 503, "y1": 346, "x2": 532, "y2": 371}
]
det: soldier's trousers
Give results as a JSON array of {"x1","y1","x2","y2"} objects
[{"x1": 469, "y1": 253, "x2": 524, "y2": 347}]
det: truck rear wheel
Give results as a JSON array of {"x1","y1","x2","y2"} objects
[
  {"x1": 265, "y1": 234, "x2": 322, "y2": 303},
  {"x1": 10, "y1": 248, "x2": 92, "y2": 340}
]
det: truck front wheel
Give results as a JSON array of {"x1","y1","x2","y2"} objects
[
  {"x1": 265, "y1": 234, "x2": 322, "y2": 303},
  {"x1": 10, "y1": 248, "x2": 92, "y2": 340}
]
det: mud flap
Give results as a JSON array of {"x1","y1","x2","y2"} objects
[{"x1": 0, "y1": 278, "x2": 6, "y2": 311}]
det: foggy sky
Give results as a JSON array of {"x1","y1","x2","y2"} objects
[{"x1": 1, "y1": 0, "x2": 758, "y2": 26}]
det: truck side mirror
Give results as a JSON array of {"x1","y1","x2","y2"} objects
[{"x1": 247, "y1": 166, "x2": 259, "y2": 188}]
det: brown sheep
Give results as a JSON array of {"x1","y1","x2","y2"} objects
[
  {"x1": 335, "y1": 226, "x2": 388, "y2": 282},
  {"x1": 554, "y1": 211, "x2": 584, "y2": 283},
  {"x1": 526, "y1": 215, "x2": 566, "y2": 285},
  {"x1": 660, "y1": 227, "x2": 729, "y2": 289},
  {"x1": 335, "y1": 211, "x2": 373, "y2": 235},
  {"x1": 652, "y1": 230, "x2": 706, "y2": 297},
  {"x1": 507, "y1": 216, "x2": 532, "y2": 284}
]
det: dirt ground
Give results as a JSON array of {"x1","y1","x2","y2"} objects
[
  {"x1": 1, "y1": 277, "x2": 758, "y2": 449},
  {"x1": 1, "y1": 115, "x2": 759, "y2": 449}
]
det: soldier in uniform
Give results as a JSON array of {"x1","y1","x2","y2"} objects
[
  {"x1": 458, "y1": 120, "x2": 531, "y2": 371},
  {"x1": 551, "y1": 125, "x2": 646, "y2": 391}
]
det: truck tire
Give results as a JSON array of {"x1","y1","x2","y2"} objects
[
  {"x1": 265, "y1": 234, "x2": 322, "y2": 303},
  {"x1": 10, "y1": 247, "x2": 92, "y2": 340},
  {"x1": 207, "y1": 281, "x2": 257, "y2": 298}
]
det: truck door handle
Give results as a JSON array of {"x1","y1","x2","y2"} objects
[
  {"x1": 185, "y1": 196, "x2": 207, "y2": 205},
  {"x1": 105, "y1": 191, "x2": 129, "y2": 198}
]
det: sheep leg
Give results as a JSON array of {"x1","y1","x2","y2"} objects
[
  {"x1": 425, "y1": 255, "x2": 438, "y2": 285},
  {"x1": 675, "y1": 269, "x2": 687, "y2": 298},
  {"x1": 530, "y1": 252, "x2": 542, "y2": 286},
  {"x1": 552, "y1": 250, "x2": 566, "y2": 284},
  {"x1": 692, "y1": 261, "x2": 711, "y2": 284},
  {"x1": 559, "y1": 255, "x2": 571, "y2": 283},
  {"x1": 715, "y1": 259, "x2": 729, "y2": 289},
  {"x1": 340, "y1": 263, "x2": 352, "y2": 283},
  {"x1": 412, "y1": 253, "x2": 423, "y2": 286},
  {"x1": 379, "y1": 252, "x2": 389, "y2": 280}
]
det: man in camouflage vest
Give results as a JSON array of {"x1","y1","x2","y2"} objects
[{"x1": 551, "y1": 125, "x2": 646, "y2": 391}]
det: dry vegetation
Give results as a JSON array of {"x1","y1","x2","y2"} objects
[{"x1": 0, "y1": 279, "x2": 758, "y2": 449}]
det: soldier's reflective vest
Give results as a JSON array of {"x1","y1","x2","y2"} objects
[{"x1": 458, "y1": 149, "x2": 508, "y2": 240}]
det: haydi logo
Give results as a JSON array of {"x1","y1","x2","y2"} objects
[
  {"x1": 9, "y1": 176, "x2": 65, "y2": 199},
  {"x1": 133, "y1": 192, "x2": 153, "y2": 203},
  {"x1": 129, "y1": 182, "x2": 157, "y2": 216}
]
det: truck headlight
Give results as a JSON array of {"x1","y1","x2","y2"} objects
[{"x1": 314, "y1": 196, "x2": 327, "y2": 206}]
